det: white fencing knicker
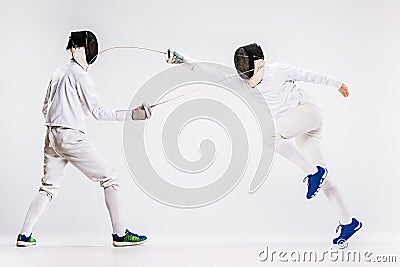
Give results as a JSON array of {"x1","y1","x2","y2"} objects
[
  {"x1": 274, "y1": 101, "x2": 327, "y2": 175},
  {"x1": 40, "y1": 126, "x2": 119, "y2": 198}
]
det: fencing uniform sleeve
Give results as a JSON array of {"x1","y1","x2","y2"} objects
[
  {"x1": 77, "y1": 74, "x2": 133, "y2": 121},
  {"x1": 278, "y1": 63, "x2": 343, "y2": 89},
  {"x1": 42, "y1": 81, "x2": 52, "y2": 119}
]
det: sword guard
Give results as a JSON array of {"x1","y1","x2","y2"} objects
[{"x1": 141, "y1": 103, "x2": 152, "y2": 119}]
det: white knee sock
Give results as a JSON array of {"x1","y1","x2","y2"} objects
[
  {"x1": 322, "y1": 179, "x2": 352, "y2": 224},
  {"x1": 104, "y1": 186, "x2": 125, "y2": 235},
  {"x1": 275, "y1": 139, "x2": 317, "y2": 175},
  {"x1": 20, "y1": 191, "x2": 51, "y2": 235}
]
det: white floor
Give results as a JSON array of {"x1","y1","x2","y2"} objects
[{"x1": 0, "y1": 240, "x2": 398, "y2": 267}]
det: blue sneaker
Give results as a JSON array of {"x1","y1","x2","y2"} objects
[
  {"x1": 16, "y1": 234, "x2": 36, "y2": 247},
  {"x1": 333, "y1": 218, "x2": 362, "y2": 245},
  {"x1": 303, "y1": 166, "x2": 328, "y2": 199},
  {"x1": 112, "y1": 229, "x2": 147, "y2": 247}
]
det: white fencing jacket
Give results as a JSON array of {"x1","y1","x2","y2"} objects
[
  {"x1": 255, "y1": 62, "x2": 342, "y2": 119},
  {"x1": 42, "y1": 60, "x2": 132, "y2": 132}
]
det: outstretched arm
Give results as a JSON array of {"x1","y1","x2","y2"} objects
[
  {"x1": 77, "y1": 75, "x2": 150, "y2": 121},
  {"x1": 279, "y1": 63, "x2": 349, "y2": 98}
]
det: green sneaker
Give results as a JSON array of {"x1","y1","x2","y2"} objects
[
  {"x1": 112, "y1": 229, "x2": 147, "y2": 247},
  {"x1": 16, "y1": 234, "x2": 37, "y2": 247}
]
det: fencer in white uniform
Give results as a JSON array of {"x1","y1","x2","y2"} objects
[
  {"x1": 17, "y1": 31, "x2": 149, "y2": 247},
  {"x1": 166, "y1": 44, "x2": 362, "y2": 245}
]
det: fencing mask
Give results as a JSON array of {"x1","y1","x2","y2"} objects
[
  {"x1": 66, "y1": 31, "x2": 98, "y2": 69},
  {"x1": 234, "y1": 43, "x2": 265, "y2": 87}
]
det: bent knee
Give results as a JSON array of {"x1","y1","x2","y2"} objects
[
  {"x1": 38, "y1": 188, "x2": 55, "y2": 200},
  {"x1": 100, "y1": 177, "x2": 120, "y2": 189}
]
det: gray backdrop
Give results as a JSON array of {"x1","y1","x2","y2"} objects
[{"x1": 0, "y1": 0, "x2": 399, "y2": 246}]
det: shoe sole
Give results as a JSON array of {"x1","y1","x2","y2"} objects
[
  {"x1": 308, "y1": 168, "x2": 328, "y2": 199},
  {"x1": 113, "y1": 239, "x2": 147, "y2": 247},
  {"x1": 16, "y1": 241, "x2": 36, "y2": 247}
]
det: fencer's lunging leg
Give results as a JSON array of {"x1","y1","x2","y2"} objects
[
  {"x1": 51, "y1": 128, "x2": 126, "y2": 235},
  {"x1": 322, "y1": 180, "x2": 352, "y2": 224},
  {"x1": 104, "y1": 186, "x2": 125, "y2": 236}
]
